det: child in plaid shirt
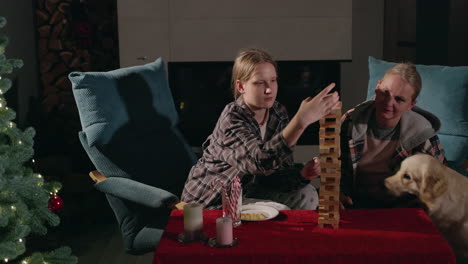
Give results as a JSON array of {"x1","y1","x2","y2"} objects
[{"x1": 182, "y1": 48, "x2": 340, "y2": 209}]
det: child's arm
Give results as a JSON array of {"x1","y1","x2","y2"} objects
[{"x1": 282, "y1": 83, "x2": 340, "y2": 146}]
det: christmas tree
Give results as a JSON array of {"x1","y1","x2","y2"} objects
[{"x1": 0, "y1": 16, "x2": 77, "y2": 264}]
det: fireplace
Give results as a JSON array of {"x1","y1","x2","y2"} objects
[{"x1": 168, "y1": 61, "x2": 341, "y2": 147}]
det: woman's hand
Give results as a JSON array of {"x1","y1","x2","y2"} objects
[
  {"x1": 340, "y1": 192, "x2": 353, "y2": 210},
  {"x1": 295, "y1": 83, "x2": 340, "y2": 129},
  {"x1": 301, "y1": 157, "x2": 320, "y2": 180}
]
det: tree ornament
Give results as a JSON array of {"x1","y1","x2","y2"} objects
[{"x1": 48, "y1": 195, "x2": 64, "y2": 211}]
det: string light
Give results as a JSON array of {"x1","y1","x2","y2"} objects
[
  {"x1": 22, "y1": 261, "x2": 28, "y2": 264},
  {"x1": 18, "y1": 238, "x2": 23, "y2": 243},
  {"x1": 11, "y1": 206, "x2": 16, "y2": 211},
  {"x1": 8, "y1": 122, "x2": 13, "y2": 128},
  {"x1": 36, "y1": 174, "x2": 42, "y2": 178},
  {"x1": 4, "y1": 258, "x2": 8, "y2": 263},
  {"x1": 17, "y1": 140, "x2": 22, "y2": 145}
]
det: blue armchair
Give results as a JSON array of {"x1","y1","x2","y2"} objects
[{"x1": 70, "y1": 58, "x2": 197, "y2": 254}]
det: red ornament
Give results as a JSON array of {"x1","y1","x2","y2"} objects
[{"x1": 48, "y1": 195, "x2": 64, "y2": 211}]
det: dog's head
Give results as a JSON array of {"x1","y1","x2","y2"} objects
[{"x1": 385, "y1": 154, "x2": 448, "y2": 204}]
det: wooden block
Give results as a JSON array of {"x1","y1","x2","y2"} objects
[
  {"x1": 319, "y1": 131, "x2": 339, "y2": 138},
  {"x1": 318, "y1": 217, "x2": 339, "y2": 225},
  {"x1": 319, "y1": 142, "x2": 340, "y2": 150},
  {"x1": 320, "y1": 123, "x2": 340, "y2": 130},
  {"x1": 320, "y1": 177, "x2": 341, "y2": 185},
  {"x1": 318, "y1": 204, "x2": 339, "y2": 213},
  {"x1": 320, "y1": 174, "x2": 339, "y2": 181},
  {"x1": 319, "y1": 147, "x2": 341, "y2": 156},
  {"x1": 320, "y1": 156, "x2": 340, "y2": 164},
  {"x1": 320, "y1": 162, "x2": 341, "y2": 169},
  {"x1": 319, "y1": 127, "x2": 341, "y2": 134},
  {"x1": 319, "y1": 195, "x2": 339, "y2": 202},
  {"x1": 322, "y1": 184, "x2": 339, "y2": 192},
  {"x1": 320, "y1": 211, "x2": 340, "y2": 219},
  {"x1": 318, "y1": 221, "x2": 339, "y2": 229},
  {"x1": 319, "y1": 189, "x2": 340, "y2": 197},
  {"x1": 324, "y1": 113, "x2": 341, "y2": 119},
  {"x1": 317, "y1": 222, "x2": 339, "y2": 229},
  {"x1": 320, "y1": 176, "x2": 336, "y2": 184},
  {"x1": 320, "y1": 180, "x2": 340, "y2": 188},
  {"x1": 319, "y1": 152, "x2": 340, "y2": 159},
  {"x1": 319, "y1": 118, "x2": 340, "y2": 125},
  {"x1": 319, "y1": 134, "x2": 340, "y2": 141},
  {"x1": 326, "y1": 167, "x2": 340, "y2": 173},
  {"x1": 319, "y1": 137, "x2": 339, "y2": 146},
  {"x1": 318, "y1": 199, "x2": 340, "y2": 206}
]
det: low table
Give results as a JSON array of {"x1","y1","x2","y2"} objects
[{"x1": 154, "y1": 208, "x2": 455, "y2": 264}]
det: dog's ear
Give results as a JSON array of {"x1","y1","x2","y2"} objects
[{"x1": 421, "y1": 173, "x2": 447, "y2": 203}]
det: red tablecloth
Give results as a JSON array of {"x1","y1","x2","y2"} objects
[{"x1": 154, "y1": 209, "x2": 455, "y2": 264}]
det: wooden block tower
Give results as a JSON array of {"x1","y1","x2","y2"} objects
[{"x1": 317, "y1": 102, "x2": 342, "y2": 229}]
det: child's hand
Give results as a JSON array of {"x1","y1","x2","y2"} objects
[
  {"x1": 301, "y1": 157, "x2": 320, "y2": 180},
  {"x1": 295, "y1": 83, "x2": 340, "y2": 128}
]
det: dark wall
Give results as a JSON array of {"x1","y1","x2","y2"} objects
[
  {"x1": 0, "y1": 1, "x2": 39, "y2": 127},
  {"x1": 384, "y1": 0, "x2": 468, "y2": 66}
]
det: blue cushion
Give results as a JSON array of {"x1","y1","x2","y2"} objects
[
  {"x1": 71, "y1": 58, "x2": 197, "y2": 195},
  {"x1": 367, "y1": 56, "x2": 468, "y2": 171},
  {"x1": 70, "y1": 58, "x2": 178, "y2": 147}
]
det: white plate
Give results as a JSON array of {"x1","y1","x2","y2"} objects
[
  {"x1": 242, "y1": 198, "x2": 291, "y2": 210},
  {"x1": 240, "y1": 204, "x2": 279, "y2": 221}
]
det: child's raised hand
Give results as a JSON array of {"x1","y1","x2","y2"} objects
[
  {"x1": 295, "y1": 83, "x2": 340, "y2": 128},
  {"x1": 301, "y1": 157, "x2": 320, "y2": 180}
]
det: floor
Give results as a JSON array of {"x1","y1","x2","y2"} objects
[{"x1": 45, "y1": 187, "x2": 154, "y2": 264}]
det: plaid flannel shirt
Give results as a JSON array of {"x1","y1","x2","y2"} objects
[{"x1": 181, "y1": 97, "x2": 297, "y2": 208}]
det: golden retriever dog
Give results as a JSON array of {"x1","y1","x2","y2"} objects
[{"x1": 385, "y1": 154, "x2": 468, "y2": 263}]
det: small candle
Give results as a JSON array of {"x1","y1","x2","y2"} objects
[
  {"x1": 216, "y1": 217, "x2": 233, "y2": 245},
  {"x1": 183, "y1": 203, "x2": 203, "y2": 233}
]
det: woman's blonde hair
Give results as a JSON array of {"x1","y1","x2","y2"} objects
[
  {"x1": 383, "y1": 62, "x2": 422, "y2": 100},
  {"x1": 231, "y1": 48, "x2": 277, "y2": 98}
]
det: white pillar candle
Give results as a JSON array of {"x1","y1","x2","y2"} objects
[
  {"x1": 183, "y1": 203, "x2": 203, "y2": 232},
  {"x1": 216, "y1": 217, "x2": 233, "y2": 245}
]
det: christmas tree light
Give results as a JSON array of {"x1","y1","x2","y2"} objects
[{"x1": 0, "y1": 16, "x2": 77, "y2": 264}]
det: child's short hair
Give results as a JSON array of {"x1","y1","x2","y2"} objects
[
  {"x1": 383, "y1": 63, "x2": 422, "y2": 100},
  {"x1": 231, "y1": 48, "x2": 277, "y2": 98}
]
